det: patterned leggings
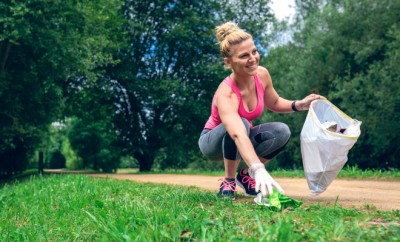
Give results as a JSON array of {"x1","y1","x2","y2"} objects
[{"x1": 198, "y1": 118, "x2": 291, "y2": 161}]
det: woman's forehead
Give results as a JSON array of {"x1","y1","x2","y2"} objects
[{"x1": 231, "y1": 38, "x2": 256, "y2": 55}]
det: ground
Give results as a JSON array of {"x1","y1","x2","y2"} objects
[{"x1": 81, "y1": 173, "x2": 399, "y2": 211}]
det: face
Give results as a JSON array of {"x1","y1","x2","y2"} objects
[{"x1": 224, "y1": 38, "x2": 260, "y2": 76}]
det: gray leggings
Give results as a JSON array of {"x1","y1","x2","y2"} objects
[{"x1": 198, "y1": 118, "x2": 291, "y2": 161}]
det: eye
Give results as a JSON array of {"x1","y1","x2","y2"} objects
[{"x1": 252, "y1": 49, "x2": 258, "y2": 55}]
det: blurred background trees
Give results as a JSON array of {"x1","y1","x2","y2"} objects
[
  {"x1": 0, "y1": 0, "x2": 126, "y2": 176},
  {"x1": 1, "y1": 0, "x2": 399, "y2": 177},
  {"x1": 263, "y1": 0, "x2": 400, "y2": 170}
]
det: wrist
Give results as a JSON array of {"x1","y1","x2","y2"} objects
[
  {"x1": 248, "y1": 163, "x2": 265, "y2": 178},
  {"x1": 292, "y1": 100, "x2": 300, "y2": 112}
]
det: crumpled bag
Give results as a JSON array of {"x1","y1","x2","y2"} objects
[
  {"x1": 300, "y1": 99, "x2": 361, "y2": 195},
  {"x1": 254, "y1": 190, "x2": 303, "y2": 211}
]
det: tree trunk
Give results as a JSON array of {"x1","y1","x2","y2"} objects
[
  {"x1": 0, "y1": 40, "x2": 11, "y2": 72},
  {"x1": 38, "y1": 151, "x2": 44, "y2": 174},
  {"x1": 134, "y1": 151, "x2": 154, "y2": 172}
]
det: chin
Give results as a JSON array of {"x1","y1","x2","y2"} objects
[{"x1": 247, "y1": 68, "x2": 258, "y2": 76}]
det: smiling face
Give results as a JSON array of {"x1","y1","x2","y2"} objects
[{"x1": 224, "y1": 38, "x2": 260, "y2": 77}]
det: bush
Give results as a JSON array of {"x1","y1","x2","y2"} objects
[
  {"x1": 188, "y1": 157, "x2": 224, "y2": 172},
  {"x1": 119, "y1": 156, "x2": 138, "y2": 169}
]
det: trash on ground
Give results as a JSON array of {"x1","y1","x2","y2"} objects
[{"x1": 254, "y1": 190, "x2": 303, "y2": 211}]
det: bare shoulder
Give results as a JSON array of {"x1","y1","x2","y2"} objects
[
  {"x1": 217, "y1": 80, "x2": 232, "y2": 96},
  {"x1": 257, "y1": 66, "x2": 272, "y2": 87},
  {"x1": 215, "y1": 80, "x2": 238, "y2": 107}
]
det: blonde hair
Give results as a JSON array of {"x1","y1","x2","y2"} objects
[{"x1": 215, "y1": 21, "x2": 252, "y2": 58}]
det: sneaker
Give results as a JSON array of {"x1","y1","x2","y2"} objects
[
  {"x1": 236, "y1": 168, "x2": 258, "y2": 196},
  {"x1": 217, "y1": 178, "x2": 236, "y2": 197}
]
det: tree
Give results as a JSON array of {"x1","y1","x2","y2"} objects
[
  {"x1": 66, "y1": 77, "x2": 127, "y2": 172},
  {"x1": 264, "y1": 0, "x2": 400, "y2": 169},
  {"x1": 107, "y1": 0, "x2": 222, "y2": 171},
  {"x1": 106, "y1": 0, "x2": 276, "y2": 171},
  {"x1": 0, "y1": 0, "x2": 125, "y2": 176}
]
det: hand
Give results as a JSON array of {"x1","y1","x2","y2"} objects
[
  {"x1": 248, "y1": 163, "x2": 285, "y2": 197},
  {"x1": 296, "y1": 94, "x2": 323, "y2": 111}
]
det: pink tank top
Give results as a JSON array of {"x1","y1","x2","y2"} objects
[{"x1": 204, "y1": 75, "x2": 265, "y2": 129}]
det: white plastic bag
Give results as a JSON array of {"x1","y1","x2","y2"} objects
[{"x1": 300, "y1": 99, "x2": 361, "y2": 195}]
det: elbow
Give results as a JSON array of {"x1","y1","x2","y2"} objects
[
  {"x1": 265, "y1": 104, "x2": 280, "y2": 113},
  {"x1": 229, "y1": 130, "x2": 249, "y2": 144},
  {"x1": 224, "y1": 118, "x2": 251, "y2": 142}
]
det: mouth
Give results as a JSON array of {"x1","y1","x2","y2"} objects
[{"x1": 246, "y1": 64, "x2": 258, "y2": 70}]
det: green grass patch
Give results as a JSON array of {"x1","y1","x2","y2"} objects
[{"x1": 1, "y1": 175, "x2": 399, "y2": 241}]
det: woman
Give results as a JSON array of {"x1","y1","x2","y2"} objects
[{"x1": 198, "y1": 22, "x2": 320, "y2": 198}]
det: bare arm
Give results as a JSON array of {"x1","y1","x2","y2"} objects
[
  {"x1": 216, "y1": 83, "x2": 262, "y2": 167},
  {"x1": 216, "y1": 79, "x2": 286, "y2": 196},
  {"x1": 258, "y1": 67, "x2": 321, "y2": 112}
]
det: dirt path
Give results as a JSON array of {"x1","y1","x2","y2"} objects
[{"x1": 86, "y1": 173, "x2": 400, "y2": 211}]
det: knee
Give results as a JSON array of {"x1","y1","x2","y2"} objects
[
  {"x1": 241, "y1": 118, "x2": 251, "y2": 134},
  {"x1": 275, "y1": 122, "x2": 291, "y2": 141}
]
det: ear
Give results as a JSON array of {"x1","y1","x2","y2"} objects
[{"x1": 223, "y1": 57, "x2": 232, "y2": 68}]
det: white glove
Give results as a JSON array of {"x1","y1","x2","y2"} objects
[{"x1": 248, "y1": 163, "x2": 285, "y2": 197}]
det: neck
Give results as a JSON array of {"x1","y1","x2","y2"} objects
[{"x1": 230, "y1": 73, "x2": 254, "y2": 89}]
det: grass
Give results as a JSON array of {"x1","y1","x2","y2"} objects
[
  {"x1": 117, "y1": 165, "x2": 400, "y2": 181},
  {"x1": 1, "y1": 175, "x2": 399, "y2": 241}
]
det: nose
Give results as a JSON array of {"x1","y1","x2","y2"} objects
[{"x1": 249, "y1": 54, "x2": 257, "y2": 63}]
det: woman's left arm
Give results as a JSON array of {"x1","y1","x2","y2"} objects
[{"x1": 259, "y1": 67, "x2": 321, "y2": 113}]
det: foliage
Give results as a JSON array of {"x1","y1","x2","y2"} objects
[
  {"x1": 108, "y1": 0, "x2": 225, "y2": 171},
  {"x1": 1, "y1": 0, "x2": 399, "y2": 174},
  {"x1": 0, "y1": 0, "x2": 278, "y2": 174},
  {"x1": 263, "y1": 0, "x2": 400, "y2": 169},
  {"x1": 0, "y1": 0, "x2": 125, "y2": 175},
  {"x1": 106, "y1": 0, "x2": 278, "y2": 171},
  {"x1": 61, "y1": 138, "x2": 81, "y2": 170},
  {"x1": 68, "y1": 117, "x2": 121, "y2": 173},
  {"x1": 118, "y1": 156, "x2": 138, "y2": 169},
  {"x1": 0, "y1": 175, "x2": 399, "y2": 240},
  {"x1": 42, "y1": 122, "x2": 81, "y2": 170},
  {"x1": 187, "y1": 156, "x2": 225, "y2": 172},
  {"x1": 0, "y1": 135, "x2": 34, "y2": 177},
  {"x1": 48, "y1": 150, "x2": 66, "y2": 169}
]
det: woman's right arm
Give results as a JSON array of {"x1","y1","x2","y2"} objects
[
  {"x1": 216, "y1": 84, "x2": 261, "y2": 168},
  {"x1": 216, "y1": 84, "x2": 285, "y2": 196}
]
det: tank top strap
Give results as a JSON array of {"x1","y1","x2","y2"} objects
[
  {"x1": 254, "y1": 74, "x2": 264, "y2": 105},
  {"x1": 254, "y1": 74, "x2": 262, "y2": 89},
  {"x1": 223, "y1": 77, "x2": 242, "y2": 102}
]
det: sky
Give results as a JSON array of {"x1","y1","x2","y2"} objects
[{"x1": 270, "y1": 0, "x2": 296, "y2": 21}]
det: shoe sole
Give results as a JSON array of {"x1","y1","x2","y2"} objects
[{"x1": 236, "y1": 179, "x2": 258, "y2": 197}]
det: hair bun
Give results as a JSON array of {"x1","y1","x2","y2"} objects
[
  {"x1": 215, "y1": 21, "x2": 251, "y2": 58},
  {"x1": 215, "y1": 22, "x2": 240, "y2": 43}
]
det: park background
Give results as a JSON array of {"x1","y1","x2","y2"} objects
[{"x1": 1, "y1": 0, "x2": 399, "y2": 178}]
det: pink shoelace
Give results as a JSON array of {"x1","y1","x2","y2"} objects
[
  {"x1": 219, "y1": 179, "x2": 236, "y2": 192},
  {"x1": 241, "y1": 173, "x2": 256, "y2": 190}
]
